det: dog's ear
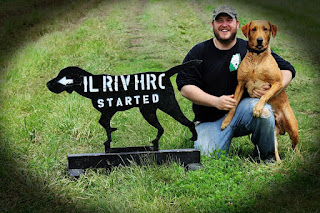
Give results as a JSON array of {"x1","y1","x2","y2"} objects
[
  {"x1": 269, "y1": 22, "x2": 278, "y2": 38},
  {"x1": 241, "y1": 22, "x2": 251, "y2": 38}
]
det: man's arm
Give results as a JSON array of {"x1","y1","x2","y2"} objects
[
  {"x1": 252, "y1": 70, "x2": 292, "y2": 98},
  {"x1": 281, "y1": 69, "x2": 293, "y2": 90},
  {"x1": 181, "y1": 85, "x2": 237, "y2": 111}
]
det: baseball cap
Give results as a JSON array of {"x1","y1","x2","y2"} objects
[{"x1": 212, "y1": 5, "x2": 238, "y2": 21}]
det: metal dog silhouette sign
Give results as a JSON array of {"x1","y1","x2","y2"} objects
[{"x1": 47, "y1": 60, "x2": 201, "y2": 151}]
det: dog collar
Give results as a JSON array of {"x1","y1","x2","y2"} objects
[{"x1": 246, "y1": 44, "x2": 267, "y2": 55}]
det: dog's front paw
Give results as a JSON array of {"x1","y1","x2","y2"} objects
[
  {"x1": 253, "y1": 106, "x2": 263, "y2": 117},
  {"x1": 221, "y1": 119, "x2": 231, "y2": 130}
]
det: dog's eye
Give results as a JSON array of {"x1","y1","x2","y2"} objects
[
  {"x1": 252, "y1": 28, "x2": 257, "y2": 31},
  {"x1": 264, "y1": 27, "x2": 268, "y2": 31}
]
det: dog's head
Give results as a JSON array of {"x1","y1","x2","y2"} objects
[
  {"x1": 47, "y1": 66, "x2": 89, "y2": 94},
  {"x1": 241, "y1": 20, "x2": 277, "y2": 51}
]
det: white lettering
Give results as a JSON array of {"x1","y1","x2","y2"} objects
[
  {"x1": 97, "y1": 99, "x2": 104, "y2": 108},
  {"x1": 103, "y1": 76, "x2": 107, "y2": 92},
  {"x1": 105, "y1": 76, "x2": 113, "y2": 92},
  {"x1": 106, "y1": 98, "x2": 113, "y2": 107},
  {"x1": 133, "y1": 95, "x2": 140, "y2": 104},
  {"x1": 152, "y1": 94, "x2": 159, "y2": 103},
  {"x1": 143, "y1": 95, "x2": 149, "y2": 104},
  {"x1": 96, "y1": 94, "x2": 162, "y2": 108},
  {"x1": 83, "y1": 74, "x2": 168, "y2": 93},
  {"x1": 116, "y1": 97, "x2": 123, "y2": 107},
  {"x1": 158, "y1": 73, "x2": 165, "y2": 89},
  {"x1": 125, "y1": 96, "x2": 132, "y2": 105},
  {"x1": 134, "y1": 75, "x2": 138, "y2": 90},
  {"x1": 89, "y1": 76, "x2": 99, "y2": 92},
  {"x1": 120, "y1": 75, "x2": 130, "y2": 91},
  {"x1": 148, "y1": 74, "x2": 157, "y2": 90},
  {"x1": 135, "y1": 74, "x2": 145, "y2": 90},
  {"x1": 83, "y1": 76, "x2": 88, "y2": 92},
  {"x1": 114, "y1": 76, "x2": 119, "y2": 92}
]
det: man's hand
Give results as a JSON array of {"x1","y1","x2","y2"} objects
[
  {"x1": 215, "y1": 95, "x2": 237, "y2": 111},
  {"x1": 252, "y1": 83, "x2": 271, "y2": 98},
  {"x1": 252, "y1": 70, "x2": 293, "y2": 98},
  {"x1": 180, "y1": 85, "x2": 237, "y2": 111}
]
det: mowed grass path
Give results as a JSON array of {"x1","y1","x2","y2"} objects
[{"x1": 0, "y1": 0, "x2": 319, "y2": 212}]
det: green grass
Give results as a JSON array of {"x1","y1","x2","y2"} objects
[{"x1": 0, "y1": 0, "x2": 319, "y2": 212}]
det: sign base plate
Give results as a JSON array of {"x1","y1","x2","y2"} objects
[{"x1": 67, "y1": 147, "x2": 201, "y2": 178}]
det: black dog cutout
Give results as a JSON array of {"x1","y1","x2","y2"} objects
[{"x1": 47, "y1": 60, "x2": 201, "y2": 151}]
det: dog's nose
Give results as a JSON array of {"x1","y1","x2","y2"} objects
[{"x1": 257, "y1": 37, "x2": 263, "y2": 45}]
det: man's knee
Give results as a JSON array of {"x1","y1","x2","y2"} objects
[
  {"x1": 194, "y1": 121, "x2": 233, "y2": 156},
  {"x1": 260, "y1": 108, "x2": 271, "y2": 118},
  {"x1": 239, "y1": 98, "x2": 273, "y2": 118}
]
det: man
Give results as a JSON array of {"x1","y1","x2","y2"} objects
[{"x1": 176, "y1": 5, "x2": 296, "y2": 161}]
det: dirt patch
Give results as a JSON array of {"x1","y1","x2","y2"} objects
[
  {"x1": 300, "y1": 111, "x2": 320, "y2": 118},
  {"x1": 127, "y1": 0, "x2": 148, "y2": 50}
]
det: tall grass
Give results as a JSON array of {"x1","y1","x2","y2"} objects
[{"x1": 0, "y1": 0, "x2": 319, "y2": 212}]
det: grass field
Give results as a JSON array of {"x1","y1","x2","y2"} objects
[{"x1": 0, "y1": 0, "x2": 319, "y2": 212}]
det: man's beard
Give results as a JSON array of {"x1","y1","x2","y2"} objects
[{"x1": 213, "y1": 28, "x2": 237, "y2": 45}]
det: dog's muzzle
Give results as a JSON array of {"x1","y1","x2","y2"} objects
[{"x1": 256, "y1": 37, "x2": 264, "y2": 49}]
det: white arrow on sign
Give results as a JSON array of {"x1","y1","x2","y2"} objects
[{"x1": 58, "y1": 77, "x2": 74, "y2": 85}]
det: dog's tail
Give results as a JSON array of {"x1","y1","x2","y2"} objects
[{"x1": 166, "y1": 60, "x2": 202, "y2": 77}]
